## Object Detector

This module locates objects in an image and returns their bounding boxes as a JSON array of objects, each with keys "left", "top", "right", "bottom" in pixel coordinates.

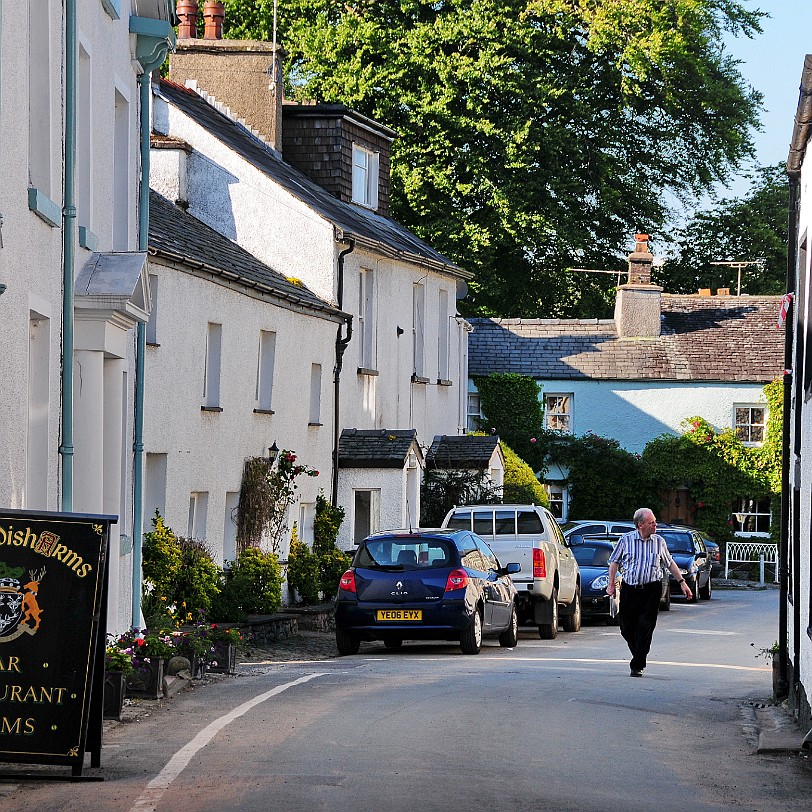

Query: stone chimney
[
  {"left": 169, "top": 1, "right": 284, "bottom": 151},
  {"left": 614, "top": 234, "right": 663, "bottom": 338}
]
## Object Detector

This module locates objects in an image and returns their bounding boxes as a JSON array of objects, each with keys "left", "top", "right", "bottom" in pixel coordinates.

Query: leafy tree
[
  {"left": 658, "top": 164, "right": 788, "bottom": 294},
  {"left": 501, "top": 442, "right": 549, "bottom": 506},
  {"left": 223, "top": 0, "right": 762, "bottom": 316},
  {"left": 420, "top": 467, "right": 502, "bottom": 526}
]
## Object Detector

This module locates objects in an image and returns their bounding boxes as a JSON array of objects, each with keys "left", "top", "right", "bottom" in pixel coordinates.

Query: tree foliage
[
  {"left": 223, "top": 0, "right": 762, "bottom": 317},
  {"left": 501, "top": 442, "right": 549, "bottom": 506},
  {"left": 658, "top": 164, "right": 789, "bottom": 295}
]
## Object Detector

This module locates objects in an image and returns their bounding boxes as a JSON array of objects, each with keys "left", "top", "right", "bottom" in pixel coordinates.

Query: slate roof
[
  {"left": 425, "top": 435, "right": 501, "bottom": 470},
  {"left": 148, "top": 190, "right": 345, "bottom": 320},
  {"left": 156, "top": 80, "right": 469, "bottom": 279},
  {"left": 338, "top": 429, "right": 420, "bottom": 468},
  {"left": 468, "top": 295, "right": 785, "bottom": 383}
]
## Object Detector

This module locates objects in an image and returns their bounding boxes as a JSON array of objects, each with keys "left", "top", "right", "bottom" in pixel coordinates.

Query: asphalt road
[{"left": 2, "top": 588, "right": 810, "bottom": 811}]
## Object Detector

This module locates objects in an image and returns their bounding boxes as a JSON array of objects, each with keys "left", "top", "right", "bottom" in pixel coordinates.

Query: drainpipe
[
  {"left": 332, "top": 235, "right": 355, "bottom": 505},
  {"left": 777, "top": 175, "right": 798, "bottom": 700},
  {"left": 130, "top": 73, "right": 152, "bottom": 630},
  {"left": 129, "top": 15, "right": 175, "bottom": 629},
  {"left": 60, "top": 0, "right": 78, "bottom": 511}
]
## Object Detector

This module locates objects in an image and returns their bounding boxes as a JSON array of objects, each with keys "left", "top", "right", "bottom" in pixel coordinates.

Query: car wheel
[
  {"left": 700, "top": 575, "right": 712, "bottom": 601},
  {"left": 688, "top": 576, "right": 699, "bottom": 603},
  {"left": 335, "top": 627, "right": 360, "bottom": 656},
  {"left": 384, "top": 637, "right": 403, "bottom": 649},
  {"left": 538, "top": 589, "right": 559, "bottom": 639},
  {"left": 562, "top": 587, "right": 581, "bottom": 633},
  {"left": 460, "top": 608, "right": 483, "bottom": 655},
  {"left": 659, "top": 586, "right": 671, "bottom": 611},
  {"left": 499, "top": 606, "right": 519, "bottom": 647}
]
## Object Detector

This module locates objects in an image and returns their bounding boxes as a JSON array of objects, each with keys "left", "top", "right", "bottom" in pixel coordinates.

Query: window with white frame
[
  {"left": 351, "top": 144, "right": 379, "bottom": 209},
  {"left": 188, "top": 491, "right": 209, "bottom": 540},
  {"left": 255, "top": 330, "right": 276, "bottom": 411},
  {"left": 299, "top": 502, "right": 316, "bottom": 546},
  {"left": 545, "top": 483, "right": 567, "bottom": 521},
  {"left": 438, "top": 289, "right": 450, "bottom": 382},
  {"left": 113, "top": 88, "right": 130, "bottom": 250},
  {"left": 733, "top": 496, "right": 771, "bottom": 535},
  {"left": 545, "top": 394, "right": 572, "bottom": 432},
  {"left": 309, "top": 363, "right": 322, "bottom": 424},
  {"left": 358, "top": 269, "right": 376, "bottom": 370},
  {"left": 146, "top": 274, "right": 159, "bottom": 344},
  {"left": 29, "top": 0, "right": 53, "bottom": 196},
  {"left": 203, "top": 322, "right": 222, "bottom": 408},
  {"left": 734, "top": 405, "right": 766, "bottom": 444},
  {"left": 77, "top": 43, "right": 92, "bottom": 232},
  {"left": 354, "top": 490, "right": 380, "bottom": 545},
  {"left": 413, "top": 282, "right": 425, "bottom": 379},
  {"left": 467, "top": 392, "right": 483, "bottom": 433}
]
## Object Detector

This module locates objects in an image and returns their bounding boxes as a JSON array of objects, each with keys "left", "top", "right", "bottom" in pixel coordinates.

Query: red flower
[{"left": 530, "top": 437, "right": 537, "bottom": 443}]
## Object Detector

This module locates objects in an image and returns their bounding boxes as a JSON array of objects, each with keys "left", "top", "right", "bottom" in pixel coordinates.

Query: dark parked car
[
  {"left": 335, "top": 529, "right": 521, "bottom": 655},
  {"left": 702, "top": 537, "right": 722, "bottom": 577},
  {"left": 659, "top": 528, "right": 712, "bottom": 601},
  {"left": 570, "top": 534, "right": 670, "bottom": 620}
]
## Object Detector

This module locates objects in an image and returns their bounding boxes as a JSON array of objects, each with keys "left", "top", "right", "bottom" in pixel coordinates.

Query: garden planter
[
  {"left": 125, "top": 657, "right": 165, "bottom": 699},
  {"left": 206, "top": 642, "right": 237, "bottom": 674},
  {"left": 103, "top": 672, "right": 127, "bottom": 720}
]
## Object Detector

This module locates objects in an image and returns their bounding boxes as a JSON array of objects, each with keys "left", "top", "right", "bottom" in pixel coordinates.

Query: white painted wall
[
  {"left": 789, "top": 130, "right": 812, "bottom": 719},
  {"left": 143, "top": 258, "right": 340, "bottom": 566},
  {"left": 0, "top": 1, "right": 146, "bottom": 634}
]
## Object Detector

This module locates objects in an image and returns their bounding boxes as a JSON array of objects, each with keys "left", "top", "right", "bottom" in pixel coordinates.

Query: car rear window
[
  {"left": 356, "top": 538, "right": 455, "bottom": 569},
  {"left": 516, "top": 511, "right": 544, "bottom": 534},
  {"left": 445, "top": 512, "right": 471, "bottom": 531}
]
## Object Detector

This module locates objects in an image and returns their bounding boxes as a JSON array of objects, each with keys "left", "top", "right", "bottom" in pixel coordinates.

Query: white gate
[{"left": 724, "top": 541, "right": 778, "bottom": 584}]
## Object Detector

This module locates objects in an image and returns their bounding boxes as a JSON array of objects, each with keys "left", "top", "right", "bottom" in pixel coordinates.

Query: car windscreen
[
  {"left": 571, "top": 543, "right": 613, "bottom": 567},
  {"left": 660, "top": 531, "right": 694, "bottom": 553},
  {"left": 356, "top": 538, "right": 456, "bottom": 570}
]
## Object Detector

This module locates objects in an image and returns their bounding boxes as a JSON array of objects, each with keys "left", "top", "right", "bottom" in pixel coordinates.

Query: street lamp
[
  {"left": 733, "top": 512, "right": 747, "bottom": 531},
  {"left": 268, "top": 442, "right": 279, "bottom": 463}
]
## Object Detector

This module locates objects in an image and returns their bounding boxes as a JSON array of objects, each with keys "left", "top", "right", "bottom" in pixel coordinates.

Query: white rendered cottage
[
  {"left": 147, "top": 16, "right": 471, "bottom": 553},
  {"left": 0, "top": 0, "right": 174, "bottom": 633}
]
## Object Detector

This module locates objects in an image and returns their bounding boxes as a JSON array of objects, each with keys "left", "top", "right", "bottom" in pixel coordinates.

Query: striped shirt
[{"left": 608, "top": 530, "right": 674, "bottom": 586}]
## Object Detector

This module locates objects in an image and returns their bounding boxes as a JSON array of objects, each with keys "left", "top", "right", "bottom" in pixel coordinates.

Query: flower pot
[
  {"left": 207, "top": 642, "right": 237, "bottom": 674},
  {"left": 125, "top": 657, "right": 165, "bottom": 699},
  {"left": 104, "top": 671, "right": 127, "bottom": 720}
]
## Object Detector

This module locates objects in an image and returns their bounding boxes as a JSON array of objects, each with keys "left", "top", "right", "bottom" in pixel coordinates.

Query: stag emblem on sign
[{"left": 0, "top": 564, "right": 46, "bottom": 642}]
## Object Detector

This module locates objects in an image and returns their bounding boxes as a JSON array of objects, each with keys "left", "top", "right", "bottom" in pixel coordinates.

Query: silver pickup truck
[{"left": 441, "top": 504, "right": 581, "bottom": 638}]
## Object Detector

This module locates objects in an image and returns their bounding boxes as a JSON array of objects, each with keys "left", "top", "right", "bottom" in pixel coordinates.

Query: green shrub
[
  {"left": 174, "top": 536, "right": 221, "bottom": 620},
  {"left": 210, "top": 547, "right": 282, "bottom": 621},
  {"left": 318, "top": 547, "right": 352, "bottom": 600},
  {"left": 286, "top": 526, "right": 321, "bottom": 605},
  {"left": 501, "top": 442, "right": 548, "bottom": 506},
  {"left": 142, "top": 512, "right": 182, "bottom": 601},
  {"left": 313, "top": 494, "right": 350, "bottom": 601}
]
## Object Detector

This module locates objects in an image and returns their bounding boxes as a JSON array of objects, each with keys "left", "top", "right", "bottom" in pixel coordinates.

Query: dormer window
[{"left": 352, "top": 144, "right": 379, "bottom": 209}]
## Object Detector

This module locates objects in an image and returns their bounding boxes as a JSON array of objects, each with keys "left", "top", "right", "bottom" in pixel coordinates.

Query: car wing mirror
[{"left": 501, "top": 562, "right": 521, "bottom": 575}]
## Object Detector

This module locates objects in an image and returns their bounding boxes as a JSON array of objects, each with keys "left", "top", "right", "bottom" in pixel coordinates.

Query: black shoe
[{"left": 630, "top": 669, "right": 644, "bottom": 677}]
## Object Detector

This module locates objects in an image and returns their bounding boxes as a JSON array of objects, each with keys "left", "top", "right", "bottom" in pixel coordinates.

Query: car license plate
[{"left": 376, "top": 609, "right": 422, "bottom": 621}]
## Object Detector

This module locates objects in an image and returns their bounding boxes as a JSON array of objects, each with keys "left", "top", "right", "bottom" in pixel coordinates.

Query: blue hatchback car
[{"left": 335, "top": 529, "right": 521, "bottom": 655}]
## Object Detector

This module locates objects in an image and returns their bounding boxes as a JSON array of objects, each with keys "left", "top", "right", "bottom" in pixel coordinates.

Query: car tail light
[
  {"left": 444, "top": 568, "right": 470, "bottom": 592},
  {"left": 339, "top": 570, "right": 357, "bottom": 593},
  {"left": 533, "top": 548, "right": 547, "bottom": 579}
]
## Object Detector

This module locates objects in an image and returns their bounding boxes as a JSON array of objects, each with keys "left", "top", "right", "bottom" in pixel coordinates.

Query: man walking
[{"left": 607, "top": 508, "right": 692, "bottom": 676}]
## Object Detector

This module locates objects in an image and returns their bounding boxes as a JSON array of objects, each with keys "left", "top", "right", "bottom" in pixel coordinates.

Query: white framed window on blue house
[
  {"left": 467, "top": 391, "right": 483, "bottom": 433},
  {"left": 545, "top": 394, "right": 572, "bottom": 432},
  {"left": 734, "top": 405, "right": 766, "bottom": 444},
  {"left": 545, "top": 483, "right": 567, "bottom": 521},
  {"left": 733, "top": 496, "right": 771, "bottom": 536}
]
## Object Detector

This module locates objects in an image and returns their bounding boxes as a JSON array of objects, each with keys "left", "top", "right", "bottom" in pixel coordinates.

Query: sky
[{"left": 721, "top": 0, "right": 812, "bottom": 197}]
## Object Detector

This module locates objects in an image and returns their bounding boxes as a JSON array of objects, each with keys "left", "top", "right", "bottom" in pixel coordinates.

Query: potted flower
[
  {"left": 174, "top": 626, "right": 210, "bottom": 679},
  {"left": 116, "top": 629, "right": 176, "bottom": 699},
  {"left": 104, "top": 640, "right": 135, "bottom": 720},
  {"left": 204, "top": 624, "right": 244, "bottom": 674}
]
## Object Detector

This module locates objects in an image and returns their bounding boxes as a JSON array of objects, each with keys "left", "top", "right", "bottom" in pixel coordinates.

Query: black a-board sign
[{"left": 0, "top": 509, "right": 114, "bottom": 779}]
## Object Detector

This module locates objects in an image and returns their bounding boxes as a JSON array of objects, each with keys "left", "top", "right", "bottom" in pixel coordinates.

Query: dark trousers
[{"left": 619, "top": 581, "right": 662, "bottom": 671}]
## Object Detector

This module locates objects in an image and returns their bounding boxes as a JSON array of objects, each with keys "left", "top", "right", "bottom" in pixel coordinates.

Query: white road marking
[
  {"left": 663, "top": 629, "right": 738, "bottom": 636},
  {"left": 128, "top": 672, "right": 326, "bottom": 812}
]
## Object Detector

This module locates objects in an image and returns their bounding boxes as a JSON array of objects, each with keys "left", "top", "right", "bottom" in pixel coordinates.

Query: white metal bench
[{"left": 724, "top": 540, "right": 778, "bottom": 584}]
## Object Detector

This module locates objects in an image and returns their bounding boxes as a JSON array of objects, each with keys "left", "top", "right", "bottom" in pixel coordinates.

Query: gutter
[
  {"left": 332, "top": 236, "right": 355, "bottom": 505},
  {"left": 787, "top": 55, "right": 812, "bottom": 179},
  {"left": 60, "top": 0, "right": 78, "bottom": 511},
  {"left": 130, "top": 16, "right": 175, "bottom": 629}
]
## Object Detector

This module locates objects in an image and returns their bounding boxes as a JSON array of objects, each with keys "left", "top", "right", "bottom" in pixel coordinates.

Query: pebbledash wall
[{"left": 527, "top": 380, "right": 770, "bottom": 455}]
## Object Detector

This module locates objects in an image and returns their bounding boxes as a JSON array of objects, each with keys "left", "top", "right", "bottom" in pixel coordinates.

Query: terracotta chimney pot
[
  {"left": 203, "top": 1, "right": 225, "bottom": 40},
  {"left": 177, "top": 0, "right": 199, "bottom": 38}
]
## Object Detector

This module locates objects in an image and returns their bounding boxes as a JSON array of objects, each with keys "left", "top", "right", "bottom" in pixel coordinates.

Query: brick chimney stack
[
  {"left": 169, "top": 1, "right": 284, "bottom": 150},
  {"left": 614, "top": 233, "right": 663, "bottom": 338},
  {"left": 176, "top": 0, "right": 198, "bottom": 38}
]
